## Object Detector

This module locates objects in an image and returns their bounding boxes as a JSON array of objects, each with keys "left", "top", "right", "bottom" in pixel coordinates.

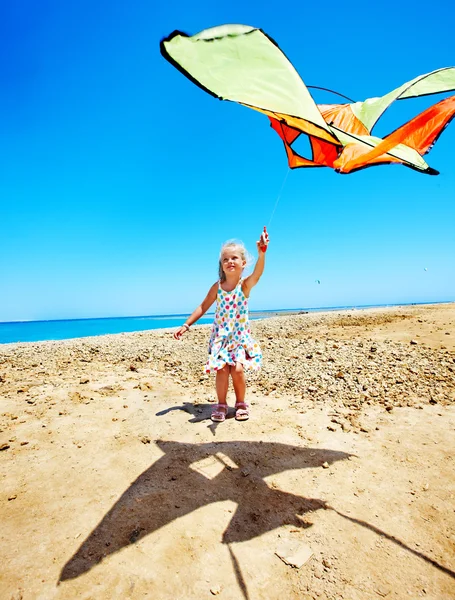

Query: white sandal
[
  {"left": 211, "top": 404, "right": 228, "bottom": 422},
  {"left": 234, "top": 402, "right": 250, "bottom": 421}
]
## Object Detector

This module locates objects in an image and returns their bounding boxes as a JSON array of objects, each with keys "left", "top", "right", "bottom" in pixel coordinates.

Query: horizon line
[{"left": 1, "top": 298, "right": 453, "bottom": 326}]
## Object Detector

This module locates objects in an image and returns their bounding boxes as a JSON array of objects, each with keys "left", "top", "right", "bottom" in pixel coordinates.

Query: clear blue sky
[{"left": 1, "top": 0, "right": 454, "bottom": 322}]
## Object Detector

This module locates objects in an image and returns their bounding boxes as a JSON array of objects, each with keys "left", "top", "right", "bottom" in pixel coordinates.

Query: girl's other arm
[
  {"left": 243, "top": 227, "right": 269, "bottom": 296},
  {"left": 174, "top": 282, "right": 218, "bottom": 339}
]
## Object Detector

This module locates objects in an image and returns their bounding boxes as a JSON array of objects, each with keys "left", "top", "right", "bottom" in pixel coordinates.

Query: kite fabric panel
[{"left": 161, "top": 25, "right": 455, "bottom": 175}]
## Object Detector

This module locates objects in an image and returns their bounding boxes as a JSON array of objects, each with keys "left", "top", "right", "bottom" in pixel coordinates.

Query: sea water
[
  {"left": 0, "top": 303, "right": 443, "bottom": 344},
  {"left": 0, "top": 315, "right": 215, "bottom": 344}
]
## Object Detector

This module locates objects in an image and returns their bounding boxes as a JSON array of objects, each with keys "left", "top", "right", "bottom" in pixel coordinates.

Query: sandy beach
[{"left": 1, "top": 302, "right": 454, "bottom": 600}]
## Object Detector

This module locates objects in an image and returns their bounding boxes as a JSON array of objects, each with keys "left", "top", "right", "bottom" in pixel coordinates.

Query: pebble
[
  {"left": 322, "top": 558, "right": 332, "bottom": 569},
  {"left": 375, "top": 586, "right": 391, "bottom": 597},
  {"left": 313, "top": 564, "right": 324, "bottom": 579},
  {"left": 210, "top": 585, "right": 221, "bottom": 595}
]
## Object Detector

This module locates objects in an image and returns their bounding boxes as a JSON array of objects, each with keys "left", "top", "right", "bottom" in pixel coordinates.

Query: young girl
[{"left": 174, "top": 227, "right": 270, "bottom": 422}]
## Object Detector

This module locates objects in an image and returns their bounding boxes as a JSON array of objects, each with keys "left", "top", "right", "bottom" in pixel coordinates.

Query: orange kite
[{"left": 161, "top": 25, "right": 455, "bottom": 175}]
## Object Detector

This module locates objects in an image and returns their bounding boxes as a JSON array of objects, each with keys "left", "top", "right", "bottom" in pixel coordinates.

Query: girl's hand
[
  {"left": 257, "top": 226, "right": 269, "bottom": 253},
  {"left": 174, "top": 324, "right": 190, "bottom": 340}
]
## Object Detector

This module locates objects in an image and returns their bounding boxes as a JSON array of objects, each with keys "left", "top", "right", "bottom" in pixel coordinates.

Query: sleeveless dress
[{"left": 205, "top": 279, "right": 262, "bottom": 374}]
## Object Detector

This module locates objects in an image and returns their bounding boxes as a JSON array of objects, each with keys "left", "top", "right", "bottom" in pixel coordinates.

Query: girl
[{"left": 174, "top": 227, "right": 269, "bottom": 422}]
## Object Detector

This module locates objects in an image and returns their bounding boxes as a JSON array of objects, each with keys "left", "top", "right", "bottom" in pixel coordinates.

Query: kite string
[{"left": 267, "top": 168, "right": 290, "bottom": 229}]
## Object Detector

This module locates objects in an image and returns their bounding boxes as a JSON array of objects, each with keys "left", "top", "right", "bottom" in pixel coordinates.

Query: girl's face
[{"left": 221, "top": 246, "right": 246, "bottom": 277}]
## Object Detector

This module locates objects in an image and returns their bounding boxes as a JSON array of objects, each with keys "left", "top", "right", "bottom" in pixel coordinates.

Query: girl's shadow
[
  {"left": 156, "top": 402, "right": 217, "bottom": 422},
  {"left": 156, "top": 401, "right": 236, "bottom": 434}
]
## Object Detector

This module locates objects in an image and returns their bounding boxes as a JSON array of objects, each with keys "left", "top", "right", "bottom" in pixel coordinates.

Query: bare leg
[
  {"left": 231, "top": 363, "right": 249, "bottom": 420},
  {"left": 212, "top": 365, "right": 230, "bottom": 422},
  {"left": 216, "top": 365, "right": 230, "bottom": 405},
  {"left": 231, "top": 362, "right": 246, "bottom": 404}
]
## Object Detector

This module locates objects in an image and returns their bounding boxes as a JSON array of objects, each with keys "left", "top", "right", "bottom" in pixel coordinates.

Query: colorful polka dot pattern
[{"left": 205, "top": 279, "right": 262, "bottom": 374}]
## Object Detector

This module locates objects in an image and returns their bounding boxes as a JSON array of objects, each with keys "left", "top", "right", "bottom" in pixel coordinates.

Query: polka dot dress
[{"left": 205, "top": 279, "right": 262, "bottom": 374}]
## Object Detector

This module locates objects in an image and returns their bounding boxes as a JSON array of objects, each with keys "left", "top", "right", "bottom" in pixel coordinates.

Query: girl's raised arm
[
  {"left": 243, "top": 227, "right": 270, "bottom": 297},
  {"left": 174, "top": 282, "right": 218, "bottom": 339}
]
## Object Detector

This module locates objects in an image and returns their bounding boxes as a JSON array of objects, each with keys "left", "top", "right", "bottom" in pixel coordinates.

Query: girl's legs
[
  {"left": 212, "top": 363, "right": 249, "bottom": 421},
  {"left": 231, "top": 362, "right": 246, "bottom": 403},
  {"left": 231, "top": 362, "right": 249, "bottom": 420},
  {"left": 216, "top": 365, "right": 230, "bottom": 404},
  {"left": 212, "top": 365, "right": 230, "bottom": 422}
]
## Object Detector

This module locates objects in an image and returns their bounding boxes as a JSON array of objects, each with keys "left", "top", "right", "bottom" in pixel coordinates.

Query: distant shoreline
[
  {"left": 1, "top": 299, "right": 453, "bottom": 325},
  {"left": 0, "top": 300, "right": 453, "bottom": 346}
]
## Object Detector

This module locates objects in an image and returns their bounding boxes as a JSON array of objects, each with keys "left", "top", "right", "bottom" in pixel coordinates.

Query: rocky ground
[{"left": 1, "top": 303, "right": 454, "bottom": 599}]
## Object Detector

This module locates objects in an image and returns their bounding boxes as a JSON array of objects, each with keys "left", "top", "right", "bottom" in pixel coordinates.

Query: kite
[{"left": 160, "top": 25, "right": 455, "bottom": 175}]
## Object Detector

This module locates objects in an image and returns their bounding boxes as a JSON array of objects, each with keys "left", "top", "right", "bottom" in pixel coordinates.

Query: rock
[
  {"left": 275, "top": 541, "right": 313, "bottom": 568},
  {"left": 8, "top": 494, "right": 17, "bottom": 501},
  {"left": 0, "top": 443, "right": 10, "bottom": 451},
  {"left": 374, "top": 586, "right": 391, "bottom": 597},
  {"left": 313, "top": 564, "right": 324, "bottom": 579},
  {"left": 210, "top": 585, "right": 221, "bottom": 595},
  {"left": 138, "top": 382, "right": 153, "bottom": 391},
  {"left": 322, "top": 462, "right": 329, "bottom": 469},
  {"left": 129, "top": 528, "right": 143, "bottom": 543},
  {"left": 80, "top": 378, "right": 90, "bottom": 384},
  {"left": 322, "top": 558, "right": 332, "bottom": 569},
  {"left": 141, "top": 436, "right": 151, "bottom": 444},
  {"left": 410, "top": 340, "right": 418, "bottom": 345}
]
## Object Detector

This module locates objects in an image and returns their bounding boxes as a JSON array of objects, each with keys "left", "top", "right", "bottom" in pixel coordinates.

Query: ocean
[
  {"left": 0, "top": 310, "right": 302, "bottom": 344},
  {"left": 0, "top": 314, "right": 215, "bottom": 345},
  {"left": 0, "top": 303, "right": 444, "bottom": 345}
]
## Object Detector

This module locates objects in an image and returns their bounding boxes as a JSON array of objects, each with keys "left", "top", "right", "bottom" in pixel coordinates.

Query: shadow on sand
[
  {"left": 60, "top": 440, "right": 348, "bottom": 583},
  {"left": 60, "top": 438, "right": 455, "bottom": 596}
]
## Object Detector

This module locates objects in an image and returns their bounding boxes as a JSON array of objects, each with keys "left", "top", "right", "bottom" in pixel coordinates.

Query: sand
[{"left": 1, "top": 303, "right": 454, "bottom": 600}]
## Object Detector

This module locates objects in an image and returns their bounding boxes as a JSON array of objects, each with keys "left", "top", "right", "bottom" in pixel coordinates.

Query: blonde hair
[{"left": 218, "top": 240, "right": 251, "bottom": 282}]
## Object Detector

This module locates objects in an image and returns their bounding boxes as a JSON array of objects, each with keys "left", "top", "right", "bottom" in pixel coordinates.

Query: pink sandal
[
  {"left": 211, "top": 404, "right": 228, "bottom": 422},
  {"left": 235, "top": 402, "right": 250, "bottom": 421}
]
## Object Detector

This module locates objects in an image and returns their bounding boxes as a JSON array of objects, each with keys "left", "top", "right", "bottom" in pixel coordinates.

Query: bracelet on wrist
[{"left": 182, "top": 323, "right": 190, "bottom": 330}]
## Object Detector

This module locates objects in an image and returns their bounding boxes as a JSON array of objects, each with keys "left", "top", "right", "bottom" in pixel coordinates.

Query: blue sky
[{"left": 1, "top": 0, "right": 454, "bottom": 322}]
